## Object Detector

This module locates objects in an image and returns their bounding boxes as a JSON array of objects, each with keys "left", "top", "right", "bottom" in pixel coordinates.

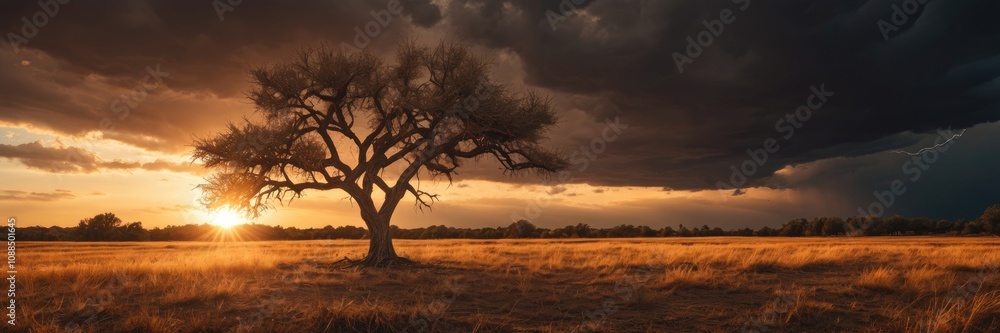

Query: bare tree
[{"left": 193, "top": 41, "right": 568, "bottom": 267}]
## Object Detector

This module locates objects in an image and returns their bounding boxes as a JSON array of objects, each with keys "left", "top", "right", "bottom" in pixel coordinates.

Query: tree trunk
[
  {"left": 363, "top": 210, "right": 397, "bottom": 261},
  {"left": 354, "top": 206, "right": 413, "bottom": 267}
]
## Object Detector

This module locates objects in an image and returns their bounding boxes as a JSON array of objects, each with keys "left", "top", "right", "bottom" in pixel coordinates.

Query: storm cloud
[
  {"left": 1, "top": 0, "right": 998, "bottom": 221},
  {"left": 0, "top": 140, "right": 198, "bottom": 173}
]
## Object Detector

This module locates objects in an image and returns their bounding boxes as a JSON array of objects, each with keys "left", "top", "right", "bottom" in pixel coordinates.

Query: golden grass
[
  {"left": 14, "top": 237, "right": 1000, "bottom": 332},
  {"left": 858, "top": 266, "right": 900, "bottom": 291}
]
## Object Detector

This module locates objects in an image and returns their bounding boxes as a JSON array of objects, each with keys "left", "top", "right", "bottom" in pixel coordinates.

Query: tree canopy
[{"left": 193, "top": 41, "right": 568, "bottom": 266}]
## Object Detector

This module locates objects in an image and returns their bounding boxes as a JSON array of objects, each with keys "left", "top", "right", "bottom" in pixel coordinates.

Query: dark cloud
[
  {"left": 0, "top": 140, "right": 102, "bottom": 172},
  {"left": 1, "top": 0, "right": 441, "bottom": 96},
  {"left": 0, "top": 140, "right": 199, "bottom": 173},
  {"left": 0, "top": 0, "right": 998, "bottom": 222},
  {"left": 0, "top": 189, "right": 75, "bottom": 201},
  {"left": 442, "top": 0, "right": 1000, "bottom": 191},
  {"left": 402, "top": 0, "right": 443, "bottom": 27},
  {"left": 548, "top": 186, "right": 568, "bottom": 195},
  {"left": 0, "top": 0, "right": 441, "bottom": 152},
  {"left": 763, "top": 121, "right": 1000, "bottom": 220}
]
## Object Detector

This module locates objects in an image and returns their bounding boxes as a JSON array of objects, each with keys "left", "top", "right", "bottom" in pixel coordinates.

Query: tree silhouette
[
  {"left": 193, "top": 41, "right": 568, "bottom": 267},
  {"left": 77, "top": 212, "right": 123, "bottom": 241},
  {"left": 76, "top": 212, "right": 146, "bottom": 241},
  {"left": 979, "top": 204, "right": 1000, "bottom": 234}
]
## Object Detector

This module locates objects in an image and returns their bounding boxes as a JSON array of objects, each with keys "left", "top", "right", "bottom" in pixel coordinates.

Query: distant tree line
[
  {"left": 17, "top": 204, "right": 1000, "bottom": 241},
  {"left": 75, "top": 213, "right": 148, "bottom": 241}
]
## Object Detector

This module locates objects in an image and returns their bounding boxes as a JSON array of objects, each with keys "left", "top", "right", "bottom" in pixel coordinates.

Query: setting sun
[{"left": 209, "top": 209, "right": 243, "bottom": 229}]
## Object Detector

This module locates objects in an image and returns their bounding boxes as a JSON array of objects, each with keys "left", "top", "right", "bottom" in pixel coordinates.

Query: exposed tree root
[{"left": 333, "top": 255, "right": 420, "bottom": 269}]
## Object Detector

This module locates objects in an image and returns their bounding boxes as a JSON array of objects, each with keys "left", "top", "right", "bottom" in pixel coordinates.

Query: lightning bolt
[{"left": 891, "top": 129, "right": 967, "bottom": 156}]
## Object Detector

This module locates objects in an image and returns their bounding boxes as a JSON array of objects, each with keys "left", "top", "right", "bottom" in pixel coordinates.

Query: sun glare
[{"left": 209, "top": 209, "right": 244, "bottom": 229}]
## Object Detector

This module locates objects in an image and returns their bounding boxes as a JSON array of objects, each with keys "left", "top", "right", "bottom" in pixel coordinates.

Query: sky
[{"left": 1, "top": 0, "right": 998, "bottom": 230}]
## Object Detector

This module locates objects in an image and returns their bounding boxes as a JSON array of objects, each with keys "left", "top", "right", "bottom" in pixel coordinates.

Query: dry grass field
[{"left": 16, "top": 237, "right": 1000, "bottom": 332}]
